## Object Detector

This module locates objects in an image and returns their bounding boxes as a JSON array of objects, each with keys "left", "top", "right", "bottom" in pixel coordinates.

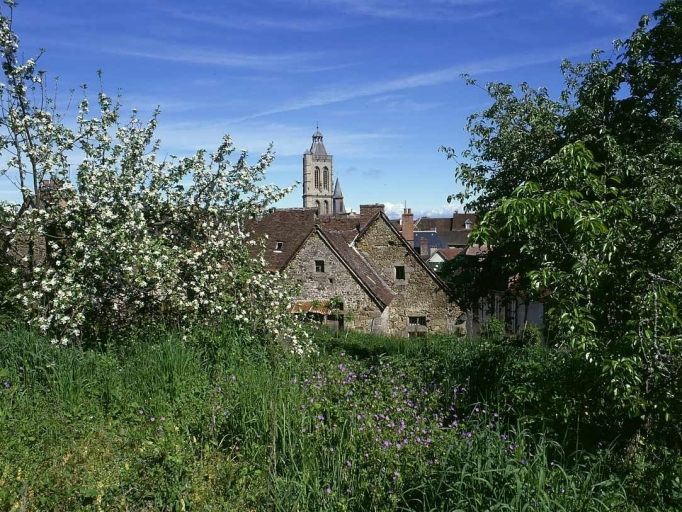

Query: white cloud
[
  {"left": 165, "top": 9, "right": 343, "bottom": 32},
  {"left": 155, "top": 121, "right": 402, "bottom": 159},
  {"left": 231, "top": 39, "right": 607, "bottom": 122},
  {"left": 381, "top": 201, "right": 467, "bottom": 219},
  {"left": 102, "top": 39, "right": 340, "bottom": 73},
  {"left": 297, "top": 0, "right": 500, "bottom": 22}
]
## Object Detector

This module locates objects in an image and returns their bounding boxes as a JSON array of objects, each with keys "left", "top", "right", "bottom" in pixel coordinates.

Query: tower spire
[{"left": 303, "top": 127, "right": 333, "bottom": 215}]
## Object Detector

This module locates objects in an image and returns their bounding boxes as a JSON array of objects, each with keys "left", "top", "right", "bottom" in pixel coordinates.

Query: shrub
[{"left": 0, "top": 5, "right": 308, "bottom": 352}]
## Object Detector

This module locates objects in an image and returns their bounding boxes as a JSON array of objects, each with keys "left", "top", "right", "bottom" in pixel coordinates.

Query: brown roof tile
[
  {"left": 246, "top": 208, "right": 317, "bottom": 271},
  {"left": 433, "top": 247, "right": 465, "bottom": 261}
]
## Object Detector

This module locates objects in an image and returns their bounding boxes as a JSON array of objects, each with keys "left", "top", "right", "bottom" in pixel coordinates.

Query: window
[
  {"left": 275, "top": 241, "right": 284, "bottom": 251},
  {"left": 395, "top": 265, "right": 405, "bottom": 280},
  {"left": 315, "top": 260, "right": 325, "bottom": 272},
  {"left": 324, "top": 200, "right": 329, "bottom": 215},
  {"left": 465, "top": 219, "right": 473, "bottom": 230},
  {"left": 323, "top": 167, "right": 329, "bottom": 190},
  {"left": 408, "top": 316, "right": 427, "bottom": 337},
  {"left": 315, "top": 200, "right": 320, "bottom": 214},
  {"left": 314, "top": 167, "right": 320, "bottom": 189}
]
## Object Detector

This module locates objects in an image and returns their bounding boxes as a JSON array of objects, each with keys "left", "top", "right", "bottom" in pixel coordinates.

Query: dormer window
[
  {"left": 275, "top": 241, "right": 284, "bottom": 252},
  {"left": 465, "top": 219, "right": 473, "bottom": 230}
]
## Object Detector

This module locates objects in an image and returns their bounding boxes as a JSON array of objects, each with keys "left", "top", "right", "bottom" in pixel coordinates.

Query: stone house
[
  {"left": 249, "top": 205, "right": 461, "bottom": 337},
  {"left": 247, "top": 129, "right": 461, "bottom": 337},
  {"left": 394, "top": 208, "right": 544, "bottom": 335}
]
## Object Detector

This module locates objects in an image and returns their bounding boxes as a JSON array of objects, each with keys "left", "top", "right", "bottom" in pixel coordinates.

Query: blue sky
[{"left": 4, "top": 0, "right": 661, "bottom": 217}]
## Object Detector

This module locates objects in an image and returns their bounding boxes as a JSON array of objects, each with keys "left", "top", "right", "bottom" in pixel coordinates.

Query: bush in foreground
[{"left": 0, "top": 3, "right": 305, "bottom": 352}]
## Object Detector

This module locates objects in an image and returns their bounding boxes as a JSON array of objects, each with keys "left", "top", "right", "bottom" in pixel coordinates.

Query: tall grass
[{"left": 0, "top": 325, "right": 675, "bottom": 510}]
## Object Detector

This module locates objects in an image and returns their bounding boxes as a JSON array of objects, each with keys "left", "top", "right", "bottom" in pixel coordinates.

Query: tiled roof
[
  {"left": 248, "top": 208, "right": 444, "bottom": 307},
  {"left": 246, "top": 208, "right": 317, "bottom": 271},
  {"left": 247, "top": 209, "right": 394, "bottom": 308},
  {"left": 465, "top": 244, "right": 489, "bottom": 256},
  {"left": 317, "top": 210, "right": 379, "bottom": 242},
  {"left": 432, "top": 247, "right": 465, "bottom": 261},
  {"left": 415, "top": 213, "right": 478, "bottom": 232}
]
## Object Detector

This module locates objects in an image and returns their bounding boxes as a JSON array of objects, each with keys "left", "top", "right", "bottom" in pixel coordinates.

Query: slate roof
[
  {"left": 308, "top": 129, "right": 328, "bottom": 156},
  {"left": 413, "top": 231, "right": 445, "bottom": 250},
  {"left": 438, "top": 230, "right": 472, "bottom": 247},
  {"left": 332, "top": 178, "right": 343, "bottom": 199}
]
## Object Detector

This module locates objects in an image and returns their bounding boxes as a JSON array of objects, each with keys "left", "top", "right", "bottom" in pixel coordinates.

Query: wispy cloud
[
  {"left": 300, "top": 0, "right": 501, "bottom": 22},
  {"left": 231, "top": 39, "right": 607, "bottom": 121},
  {"left": 102, "top": 38, "right": 341, "bottom": 73},
  {"left": 155, "top": 121, "right": 402, "bottom": 158},
  {"left": 557, "top": 0, "right": 630, "bottom": 26},
  {"left": 165, "top": 9, "right": 343, "bottom": 32}
]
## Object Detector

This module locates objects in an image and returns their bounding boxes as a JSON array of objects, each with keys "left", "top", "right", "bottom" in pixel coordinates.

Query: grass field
[{"left": 0, "top": 323, "right": 679, "bottom": 510}]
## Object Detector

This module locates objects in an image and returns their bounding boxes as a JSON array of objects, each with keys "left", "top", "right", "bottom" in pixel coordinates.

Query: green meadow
[{"left": 1, "top": 323, "right": 679, "bottom": 511}]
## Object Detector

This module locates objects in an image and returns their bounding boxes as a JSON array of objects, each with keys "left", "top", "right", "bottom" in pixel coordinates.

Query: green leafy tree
[{"left": 444, "top": 1, "right": 681, "bottom": 442}]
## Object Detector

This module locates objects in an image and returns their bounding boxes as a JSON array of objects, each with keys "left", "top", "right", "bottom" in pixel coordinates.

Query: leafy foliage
[
  {"left": 0, "top": 4, "right": 308, "bottom": 351},
  {"left": 443, "top": 2, "right": 681, "bottom": 443}
]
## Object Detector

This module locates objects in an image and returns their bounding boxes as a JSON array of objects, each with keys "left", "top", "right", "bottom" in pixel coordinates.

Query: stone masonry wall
[
  {"left": 286, "top": 233, "right": 386, "bottom": 332},
  {"left": 355, "top": 219, "right": 460, "bottom": 337}
]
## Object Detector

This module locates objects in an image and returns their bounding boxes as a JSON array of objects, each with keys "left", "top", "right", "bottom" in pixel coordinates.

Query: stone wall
[
  {"left": 286, "top": 233, "right": 385, "bottom": 332},
  {"left": 302, "top": 152, "right": 333, "bottom": 213},
  {"left": 355, "top": 219, "right": 460, "bottom": 337}
]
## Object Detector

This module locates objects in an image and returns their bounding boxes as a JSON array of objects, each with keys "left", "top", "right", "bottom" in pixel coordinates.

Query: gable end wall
[
  {"left": 355, "top": 219, "right": 460, "bottom": 336},
  {"left": 286, "top": 234, "right": 386, "bottom": 332}
]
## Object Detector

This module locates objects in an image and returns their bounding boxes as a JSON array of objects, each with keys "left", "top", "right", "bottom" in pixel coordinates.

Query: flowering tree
[{"left": 0, "top": 2, "right": 309, "bottom": 352}]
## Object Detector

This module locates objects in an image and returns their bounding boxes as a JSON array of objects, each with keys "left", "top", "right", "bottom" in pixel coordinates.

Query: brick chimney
[
  {"left": 359, "top": 203, "right": 385, "bottom": 216},
  {"left": 401, "top": 208, "right": 414, "bottom": 245},
  {"left": 419, "top": 236, "right": 429, "bottom": 258}
]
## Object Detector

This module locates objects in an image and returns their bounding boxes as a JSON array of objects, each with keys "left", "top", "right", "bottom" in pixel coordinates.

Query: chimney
[
  {"left": 401, "top": 207, "right": 414, "bottom": 245},
  {"left": 359, "top": 203, "right": 385, "bottom": 216},
  {"left": 419, "top": 236, "right": 429, "bottom": 259}
]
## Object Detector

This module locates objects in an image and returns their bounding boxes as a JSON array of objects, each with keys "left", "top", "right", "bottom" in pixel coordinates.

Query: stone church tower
[{"left": 303, "top": 128, "right": 339, "bottom": 215}]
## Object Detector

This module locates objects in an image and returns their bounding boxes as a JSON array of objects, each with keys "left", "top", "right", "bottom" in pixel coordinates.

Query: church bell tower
[{"left": 303, "top": 127, "right": 334, "bottom": 215}]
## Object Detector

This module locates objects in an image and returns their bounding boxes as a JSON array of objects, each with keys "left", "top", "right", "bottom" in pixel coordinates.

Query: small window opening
[
  {"left": 275, "top": 241, "right": 284, "bottom": 251},
  {"left": 408, "top": 316, "right": 428, "bottom": 338},
  {"left": 395, "top": 265, "right": 405, "bottom": 280},
  {"left": 315, "top": 260, "right": 325, "bottom": 273}
]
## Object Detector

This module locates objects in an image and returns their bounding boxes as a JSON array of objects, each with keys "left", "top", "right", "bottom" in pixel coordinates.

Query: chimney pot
[{"left": 401, "top": 206, "right": 414, "bottom": 245}]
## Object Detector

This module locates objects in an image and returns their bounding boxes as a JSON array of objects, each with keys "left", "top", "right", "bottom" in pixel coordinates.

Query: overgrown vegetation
[
  {"left": 0, "top": 2, "right": 307, "bottom": 352},
  {"left": 0, "top": 2, "right": 679, "bottom": 510},
  {"left": 442, "top": 1, "right": 681, "bottom": 449},
  {"left": 4, "top": 324, "right": 679, "bottom": 511}
]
